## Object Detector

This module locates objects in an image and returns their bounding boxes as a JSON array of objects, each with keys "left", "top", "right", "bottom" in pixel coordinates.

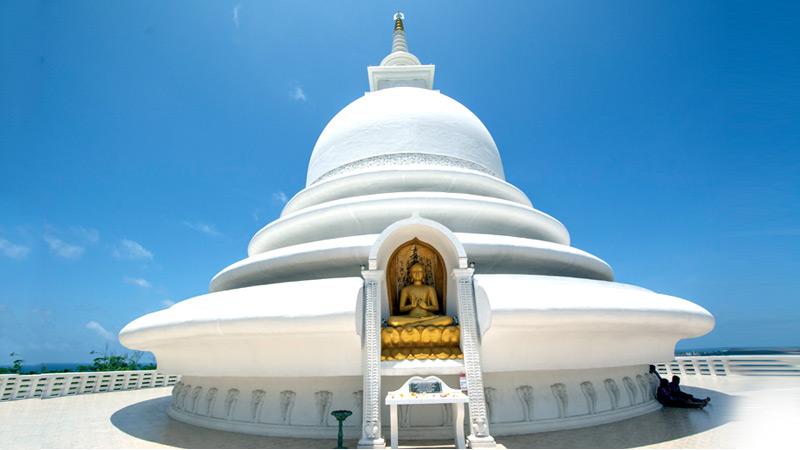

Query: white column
[
  {"left": 358, "top": 269, "right": 386, "bottom": 449},
  {"left": 452, "top": 268, "right": 496, "bottom": 448}
]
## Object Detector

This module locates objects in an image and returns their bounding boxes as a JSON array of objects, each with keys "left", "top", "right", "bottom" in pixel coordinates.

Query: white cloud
[
  {"left": 184, "top": 221, "right": 222, "bottom": 237},
  {"left": 0, "top": 238, "right": 30, "bottom": 259},
  {"left": 72, "top": 226, "right": 100, "bottom": 243},
  {"left": 123, "top": 276, "right": 151, "bottom": 288},
  {"left": 232, "top": 4, "right": 241, "bottom": 28},
  {"left": 85, "top": 321, "right": 113, "bottom": 340},
  {"left": 272, "top": 191, "right": 288, "bottom": 204},
  {"left": 44, "top": 234, "right": 85, "bottom": 259},
  {"left": 290, "top": 86, "right": 307, "bottom": 101},
  {"left": 161, "top": 299, "right": 176, "bottom": 308},
  {"left": 113, "top": 239, "right": 153, "bottom": 260}
]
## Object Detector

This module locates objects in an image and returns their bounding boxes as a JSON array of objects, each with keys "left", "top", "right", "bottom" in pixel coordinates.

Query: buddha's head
[{"left": 409, "top": 263, "right": 425, "bottom": 283}]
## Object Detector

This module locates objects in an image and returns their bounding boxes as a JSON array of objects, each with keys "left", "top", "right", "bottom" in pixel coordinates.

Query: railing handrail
[
  {"left": 657, "top": 354, "right": 800, "bottom": 378},
  {"left": 0, "top": 369, "right": 179, "bottom": 402}
]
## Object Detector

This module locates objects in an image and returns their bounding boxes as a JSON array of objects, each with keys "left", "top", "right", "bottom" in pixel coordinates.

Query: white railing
[
  {"left": 0, "top": 370, "right": 179, "bottom": 401},
  {"left": 656, "top": 355, "right": 800, "bottom": 377}
]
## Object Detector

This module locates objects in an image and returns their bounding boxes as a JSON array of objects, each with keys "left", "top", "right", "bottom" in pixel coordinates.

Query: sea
[{"left": 2, "top": 347, "right": 798, "bottom": 374}]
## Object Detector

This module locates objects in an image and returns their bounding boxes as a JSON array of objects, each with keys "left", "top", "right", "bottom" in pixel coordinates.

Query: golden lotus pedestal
[{"left": 380, "top": 325, "right": 463, "bottom": 361}]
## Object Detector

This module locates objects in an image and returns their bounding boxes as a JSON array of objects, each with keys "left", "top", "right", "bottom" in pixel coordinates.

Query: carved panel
[
  {"left": 179, "top": 384, "right": 191, "bottom": 411},
  {"left": 622, "top": 377, "right": 637, "bottom": 406},
  {"left": 516, "top": 385, "right": 534, "bottom": 422},
  {"left": 550, "top": 383, "right": 568, "bottom": 419},
  {"left": 636, "top": 374, "right": 651, "bottom": 402},
  {"left": 250, "top": 389, "right": 266, "bottom": 422},
  {"left": 580, "top": 381, "right": 597, "bottom": 415},
  {"left": 604, "top": 379, "right": 620, "bottom": 410},
  {"left": 171, "top": 381, "right": 183, "bottom": 408},
  {"left": 190, "top": 386, "right": 202, "bottom": 413},
  {"left": 280, "top": 390, "right": 296, "bottom": 425},
  {"left": 205, "top": 387, "right": 218, "bottom": 416},
  {"left": 484, "top": 387, "right": 497, "bottom": 423},
  {"left": 315, "top": 390, "right": 333, "bottom": 426},
  {"left": 225, "top": 388, "right": 240, "bottom": 419}
]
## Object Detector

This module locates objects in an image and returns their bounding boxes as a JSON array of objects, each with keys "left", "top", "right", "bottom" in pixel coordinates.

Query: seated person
[
  {"left": 649, "top": 365, "right": 710, "bottom": 406},
  {"left": 670, "top": 375, "right": 710, "bottom": 405},
  {"left": 655, "top": 378, "right": 707, "bottom": 409}
]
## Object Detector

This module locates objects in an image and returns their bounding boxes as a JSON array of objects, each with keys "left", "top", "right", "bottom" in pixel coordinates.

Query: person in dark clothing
[
  {"left": 655, "top": 379, "right": 707, "bottom": 408},
  {"left": 650, "top": 366, "right": 708, "bottom": 408},
  {"left": 670, "top": 375, "right": 710, "bottom": 405}
]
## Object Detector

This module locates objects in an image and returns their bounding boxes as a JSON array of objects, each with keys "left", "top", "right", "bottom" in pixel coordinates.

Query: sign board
[{"left": 409, "top": 380, "right": 442, "bottom": 394}]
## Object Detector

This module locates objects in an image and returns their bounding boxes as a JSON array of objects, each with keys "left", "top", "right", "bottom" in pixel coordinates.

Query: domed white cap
[{"left": 306, "top": 87, "right": 505, "bottom": 185}]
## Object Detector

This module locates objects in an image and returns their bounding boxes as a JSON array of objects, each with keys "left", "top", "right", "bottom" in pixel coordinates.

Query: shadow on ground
[
  {"left": 110, "top": 395, "right": 357, "bottom": 449},
  {"left": 500, "top": 387, "right": 737, "bottom": 449}
]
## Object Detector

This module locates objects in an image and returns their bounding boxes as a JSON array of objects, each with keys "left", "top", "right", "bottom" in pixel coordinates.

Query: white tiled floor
[{"left": 0, "top": 376, "right": 796, "bottom": 449}]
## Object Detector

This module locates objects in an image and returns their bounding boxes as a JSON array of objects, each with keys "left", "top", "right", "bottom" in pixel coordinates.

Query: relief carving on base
[
  {"left": 550, "top": 383, "right": 568, "bottom": 419},
  {"left": 205, "top": 387, "right": 218, "bottom": 417},
  {"left": 580, "top": 381, "right": 597, "bottom": 415},
  {"left": 604, "top": 379, "right": 620, "bottom": 410},
  {"left": 622, "top": 377, "right": 637, "bottom": 406},
  {"left": 315, "top": 390, "right": 333, "bottom": 426},
  {"left": 225, "top": 388, "right": 240, "bottom": 420},
  {"left": 280, "top": 390, "right": 296, "bottom": 425},
  {"left": 516, "top": 385, "right": 534, "bottom": 422}
]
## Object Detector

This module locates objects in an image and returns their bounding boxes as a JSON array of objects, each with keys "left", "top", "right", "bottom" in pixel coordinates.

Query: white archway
[{"left": 368, "top": 214, "right": 467, "bottom": 318}]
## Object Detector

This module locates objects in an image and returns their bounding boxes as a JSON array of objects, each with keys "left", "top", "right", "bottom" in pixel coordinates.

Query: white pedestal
[{"left": 385, "top": 376, "right": 468, "bottom": 449}]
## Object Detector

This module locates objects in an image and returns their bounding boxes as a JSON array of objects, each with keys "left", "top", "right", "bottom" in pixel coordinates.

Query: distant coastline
[
  {"left": 675, "top": 346, "right": 800, "bottom": 356},
  {"left": 2, "top": 348, "right": 798, "bottom": 374}
]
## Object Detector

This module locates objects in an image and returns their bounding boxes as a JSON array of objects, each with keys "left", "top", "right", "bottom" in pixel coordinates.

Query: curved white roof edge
[
  {"left": 283, "top": 167, "right": 532, "bottom": 216},
  {"left": 210, "top": 233, "right": 612, "bottom": 292},
  {"left": 119, "top": 274, "right": 712, "bottom": 377},
  {"left": 248, "top": 192, "right": 570, "bottom": 255}
]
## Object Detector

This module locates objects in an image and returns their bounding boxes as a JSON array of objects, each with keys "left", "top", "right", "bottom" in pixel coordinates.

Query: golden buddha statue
[{"left": 387, "top": 263, "right": 453, "bottom": 327}]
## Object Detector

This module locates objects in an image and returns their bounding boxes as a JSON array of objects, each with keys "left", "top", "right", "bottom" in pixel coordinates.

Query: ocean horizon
[{"left": 3, "top": 347, "right": 798, "bottom": 374}]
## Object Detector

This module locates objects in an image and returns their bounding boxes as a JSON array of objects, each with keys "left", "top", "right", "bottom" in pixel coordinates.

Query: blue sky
[{"left": 1, "top": 1, "right": 798, "bottom": 365}]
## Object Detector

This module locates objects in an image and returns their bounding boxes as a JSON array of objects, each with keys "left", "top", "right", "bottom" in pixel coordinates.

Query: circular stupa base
[{"left": 167, "top": 364, "right": 660, "bottom": 439}]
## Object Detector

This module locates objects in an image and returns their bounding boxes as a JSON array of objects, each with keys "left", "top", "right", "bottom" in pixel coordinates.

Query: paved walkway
[{"left": 0, "top": 376, "right": 796, "bottom": 449}]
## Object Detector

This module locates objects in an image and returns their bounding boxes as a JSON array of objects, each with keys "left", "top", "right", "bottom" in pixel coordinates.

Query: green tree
[
  {"left": 77, "top": 347, "right": 156, "bottom": 372},
  {"left": 0, "top": 352, "right": 24, "bottom": 374}
]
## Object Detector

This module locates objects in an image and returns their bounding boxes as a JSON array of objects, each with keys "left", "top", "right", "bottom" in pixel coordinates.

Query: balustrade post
[
  {"left": 452, "top": 268, "right": 496, "bottom": 448},
  {"left": 358, "top": 269, "right": 386, "bottom": 449}
]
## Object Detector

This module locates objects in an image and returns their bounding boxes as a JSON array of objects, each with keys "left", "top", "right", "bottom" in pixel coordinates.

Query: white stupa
[{"left": 120, "top": 14, "right": 713, "bottom": 448}]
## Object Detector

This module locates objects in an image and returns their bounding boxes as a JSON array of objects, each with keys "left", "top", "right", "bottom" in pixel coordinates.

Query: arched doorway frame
[{"left": 368, "top": 214, "right": 467, "bottom": 318}]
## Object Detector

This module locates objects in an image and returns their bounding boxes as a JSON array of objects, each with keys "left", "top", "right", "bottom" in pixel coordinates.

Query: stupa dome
[{"left": 306, "top": 87, "right": 505, "bottom": 185}]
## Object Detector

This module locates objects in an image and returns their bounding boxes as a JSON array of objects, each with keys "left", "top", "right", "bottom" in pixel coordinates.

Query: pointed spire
[
  {"left": 391, "top": 12, "right": 409, "bottom": 53},
  {"left": 380, "top": 12, "right": 420, "bottom": 67},
  {"left": 367, "top": 12, "right": 435, "bottom": 91}
]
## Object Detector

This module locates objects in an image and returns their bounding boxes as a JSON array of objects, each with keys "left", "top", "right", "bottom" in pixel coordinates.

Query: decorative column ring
[
  {"left": 452, "top": 267, "right": 496, "bottom": 448},
  {"left": 358, "top": 269, "right": 386, "bottom": 449}
]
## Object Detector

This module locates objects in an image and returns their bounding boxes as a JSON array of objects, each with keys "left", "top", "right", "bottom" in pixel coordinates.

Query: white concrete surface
[{"left": 0, "top": 376, "right": 795, "bottom": 449}]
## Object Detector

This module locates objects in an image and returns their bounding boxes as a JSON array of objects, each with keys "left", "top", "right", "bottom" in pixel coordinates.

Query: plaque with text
[{"left": 409, "top": 380, "right": 442, "bottom": 394}]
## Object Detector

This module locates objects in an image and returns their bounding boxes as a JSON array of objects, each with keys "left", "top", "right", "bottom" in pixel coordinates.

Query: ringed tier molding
[{"left": 120, "top": 13, "right": 713, "bottom": 444}]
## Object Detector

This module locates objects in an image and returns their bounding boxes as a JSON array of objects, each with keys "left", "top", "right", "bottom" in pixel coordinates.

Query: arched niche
[
  {"left": 368, "top": 215, "right": 467, "bottom": 319},
  {"left": 385, "top": 238, "right": 447, "bottom": 317}
]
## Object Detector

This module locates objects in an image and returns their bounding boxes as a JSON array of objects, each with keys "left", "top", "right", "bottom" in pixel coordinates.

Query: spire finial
[
  {"left": 393, "top": 12, "right": 404, "bottom": 31},
  {"left": 368, "top": 12, "right": 434, "bottom": 91},
  {"left": 389, "top": 12, "right": 411, "bottom": 57}
]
